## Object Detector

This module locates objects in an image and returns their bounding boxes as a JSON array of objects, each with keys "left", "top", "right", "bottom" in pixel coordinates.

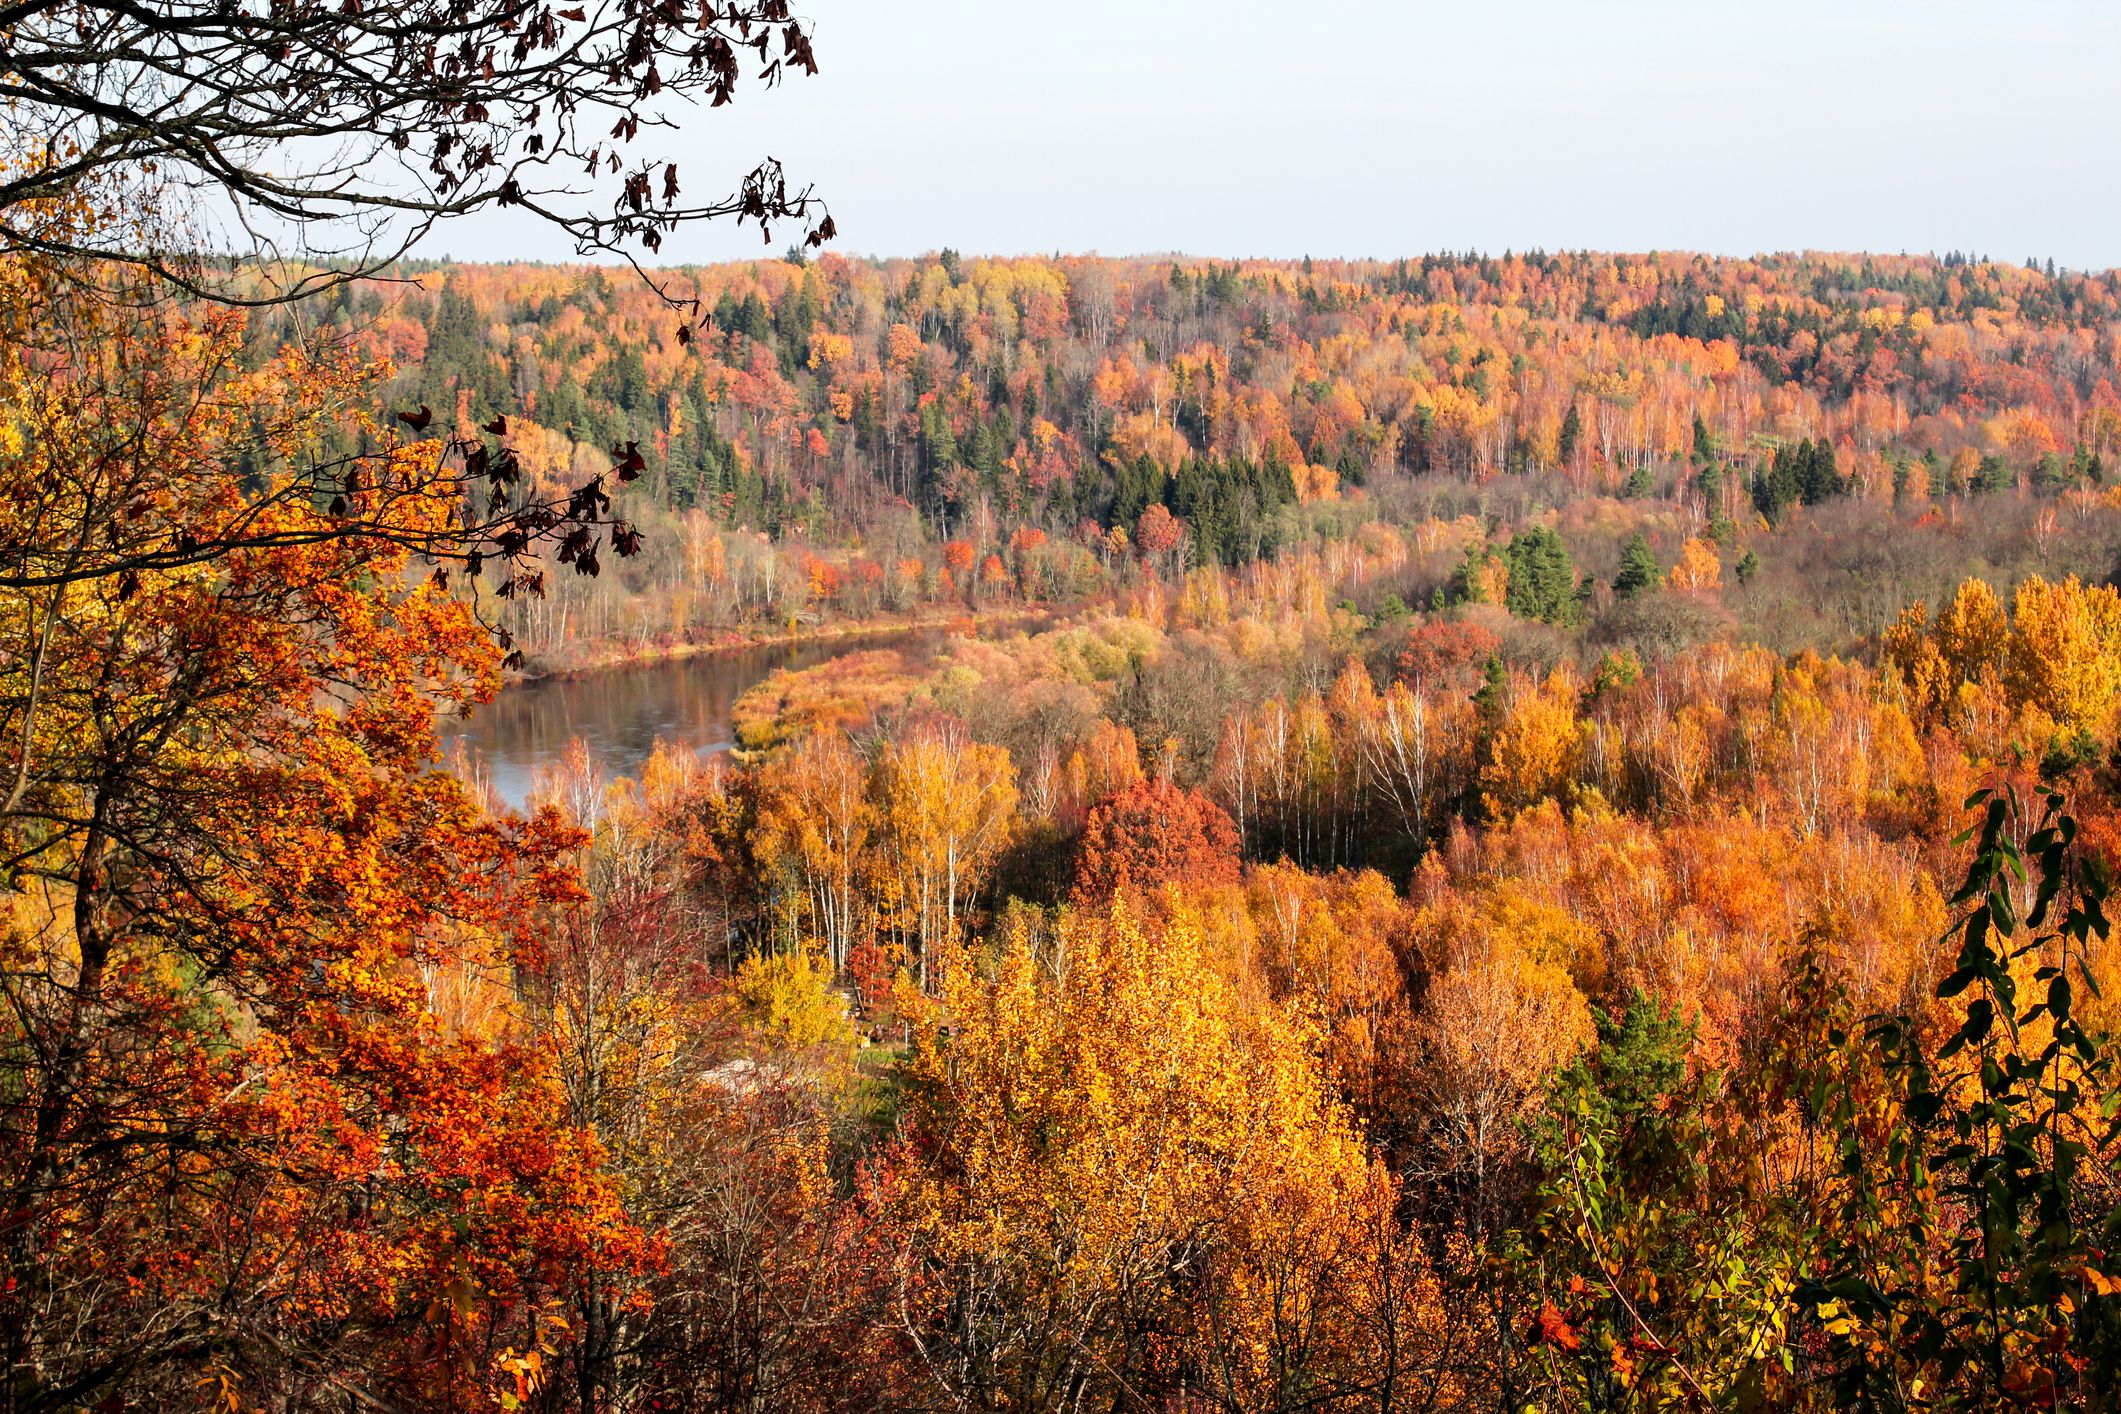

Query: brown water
[{"left": 438, "top": 631, "right": 931, "bottom": 809}]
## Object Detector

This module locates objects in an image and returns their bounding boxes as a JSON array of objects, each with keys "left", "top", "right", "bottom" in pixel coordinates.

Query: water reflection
[{"left": 438, "top": 630, "right": 933, "bottom": 809}]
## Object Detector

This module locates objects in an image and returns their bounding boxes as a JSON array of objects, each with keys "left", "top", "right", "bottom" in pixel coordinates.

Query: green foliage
[
  {"left": 1799, "top": 787, "right": 2121, "bottom": 1410},
  {"left": 1613, "top": 532, "right": 1661, "bottom": 599},
  {"left": 2035, "top": 451, "right": 2075, "bottom": 495},
  {"left": 1474, "top": 651, "right": 1507, "bottom": 723},
  {"left": 1452, "top": 540, "right": 1500, "bottom": 605},
  {"left": 1503, "top": 525, "right": 1580, "bottom": 624},
  {"left": 1558, "top": 403, "right": 1583, "bottom": 465},
  {"left": 1521, "top": 994, "right": 1802, "bottom": 1410},
  {"left": 1590, "top": 648, "right": 1643, "bottom": 698},
  {"left": 1751, "top": 438, "right": 1845, "bottom": 522}
]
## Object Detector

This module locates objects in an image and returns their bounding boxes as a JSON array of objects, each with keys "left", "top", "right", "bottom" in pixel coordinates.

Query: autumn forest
[{"left": 12, "top": 2, "right": 2121, "bottom": 1411}]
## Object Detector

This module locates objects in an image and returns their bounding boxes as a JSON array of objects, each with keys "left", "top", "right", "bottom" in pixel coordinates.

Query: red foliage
[
  {"left": 1395, "top": 618, "right": 1501, "bottom": 690},
  {"left": 1071, "top": 776, "right": 1241, "bottom": 907},
  {"left": 1135, "top": 503, "right": 1186, "bottom": 557}
]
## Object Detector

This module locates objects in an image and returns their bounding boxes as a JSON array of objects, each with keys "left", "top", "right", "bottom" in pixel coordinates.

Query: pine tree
[
  {"left": 1614, "top": 531, "right": 1661, "bottom": 598},
  {"left": 1474, "top": 652, "right": 1508, "bottom": 722},
  {"left": 1558, "top": 404, "right": 1582, "bottom": 466},
  {"left": 1696, "top": 462, "right": 1724, "bottom": 505},
  {"left": 1798, "top": 439, "right": 1843, "bottom": 504},
  {"left": 1503, "top": 526, "right": 1579, "bottom": 624},
  {"left": 1335, "top": 442, "right": 1367, "bottom": 489}
]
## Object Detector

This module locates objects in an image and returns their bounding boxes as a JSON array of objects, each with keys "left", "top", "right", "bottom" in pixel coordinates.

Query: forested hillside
[
  {"left": 272, "top": 250, "right": 2121, "bottom": 664},
  {"left": 22, "top": 234, "right": 2121, "bottom": 1411},
  {"left": 15, "top": 0, "right": 2121, "bottom": 1399}
]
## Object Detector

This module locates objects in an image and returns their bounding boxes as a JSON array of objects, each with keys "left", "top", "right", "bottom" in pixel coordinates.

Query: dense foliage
[
  {"left": 244, "top": 248, "right": 2121, "bottom": 669},
  {"left": 20, "top": 194, "right": 2121, "bottom": 1414}
]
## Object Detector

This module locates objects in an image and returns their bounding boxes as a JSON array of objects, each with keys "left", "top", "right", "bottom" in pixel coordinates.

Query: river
[{"left": 438, "top": 630, "right": 933, "bottom": 810}]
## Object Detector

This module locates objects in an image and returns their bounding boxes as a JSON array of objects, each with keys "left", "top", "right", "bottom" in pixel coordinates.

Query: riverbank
[{"left": 514, "top": 602, "right": 1081, "bottom": 683}]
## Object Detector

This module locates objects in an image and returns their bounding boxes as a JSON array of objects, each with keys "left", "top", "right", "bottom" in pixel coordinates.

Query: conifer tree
[
  {"left": 1503, "top": 526, "right": 1580, "bottom": 624},
  {"left": 1558, "top": 404, "right": 1583, "bottom": 466},
  {"left": 1614, "top": 531, "right": 1661, "bottom": 598}
]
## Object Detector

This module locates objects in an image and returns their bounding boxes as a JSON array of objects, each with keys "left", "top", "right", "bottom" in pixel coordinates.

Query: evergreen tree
[
  {"left": 1557, "top": 403, "right": 1582, "bottom": 466},
  {"left": 1691, "top": 412, "right": 1715, "bottom": 463},
  {"left": 1696, "top": 462, "right": 1724, "bottom": 505},
  {"left": 1474, "top": 651, "right": 1508, "bottom": 722},
  {"left": 612, "top": 347, "right": 652, "bottom": 417},
  {"left": 1452, "top": 542, "right": 1498, "bottom": 605},
  {"left": 2034, "top": 451, "right": 2073, "bottom": 494},
  {"left": 1614, "top": 531, "right": 1661, "bottom": 598},
  {"left": 1503, "top": 526, "right": 1580, "bottom": 624},
  {"left": 1752, "top": 438, "right": 1846, "bottom": 522},
  {"left": 1623, "top": 464, "right": 1655, "bottom": 498},
  {"left": 1799, "top": 439, "right": 1843, "bottom": 503},
  {"left": 735, "top": 292, "right": 773, "bottom": 346},
  {"left": 917, "top": 401, "right": 961, "bottom": 515},
  {"left": 1335, "top": 442, "right": 1367, "bottom": 489}
]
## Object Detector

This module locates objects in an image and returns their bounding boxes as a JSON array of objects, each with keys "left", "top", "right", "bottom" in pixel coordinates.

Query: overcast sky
[{"left": 429, "top": 0, "right": 2121, "bottom": 270}]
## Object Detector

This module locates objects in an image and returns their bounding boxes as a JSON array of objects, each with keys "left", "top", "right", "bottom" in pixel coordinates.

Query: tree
[
  {"left": 753, "top": 730, "right": 876, "bottom": 969},
  {"left": 1521, "top": 994, "right": 1805, "bottom": 1411},
  {"left": 1071, "top": 775, "right": 1241, "bottom": 907},
  {"left": 1135, "top": 501, "right": 1188, "bottom": 570},
  {"left": 1415, "top": 893, "right": 1593, "bottom": 1232},
  {"left": 1667, "top": 536, "right": 1722, "bottom": 592},
  {"left": 1503, "top": 526, "right": 1579, "bottom": 625},
  {"left": 2007, "top": 574, "right": 2121, "bottom": 731},
  {"left": 1361, "top": 678, "right": 1476, "bottom": 855},
  {"left": 1480, "top": 668, "right": 1583, "bottom": 818},
  {"left": 874, "top": 719, "right": 1018, "bottom": 986},
  {"left": 0, "top": 197, "right": 651, "bottom": 636},
  {"left": 1751, "top": 438, "right": 1845, "bottom": 522},
  {"left": 0, "top": 321, "right": 646, "bottom": 1408},
  {"left": 1475, "top": 652, "right": 1509, "bottom": 724},
  {"left": 1, "top": 0, "right": 831, "bottom": 296},
  {"left": 1396, "top": 619, "right": 1502, "bottom": 692},
  {"left": 885, "top": 904, "right": 1447, "bottom": 1411},
  {"left": 1614, "top": 531, "right": 1662, "bottom": 598}
]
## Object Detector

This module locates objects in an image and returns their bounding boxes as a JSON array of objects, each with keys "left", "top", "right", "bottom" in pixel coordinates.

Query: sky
[{"left": 428, "top": 0, "right": 2121, "bottom": 270}]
